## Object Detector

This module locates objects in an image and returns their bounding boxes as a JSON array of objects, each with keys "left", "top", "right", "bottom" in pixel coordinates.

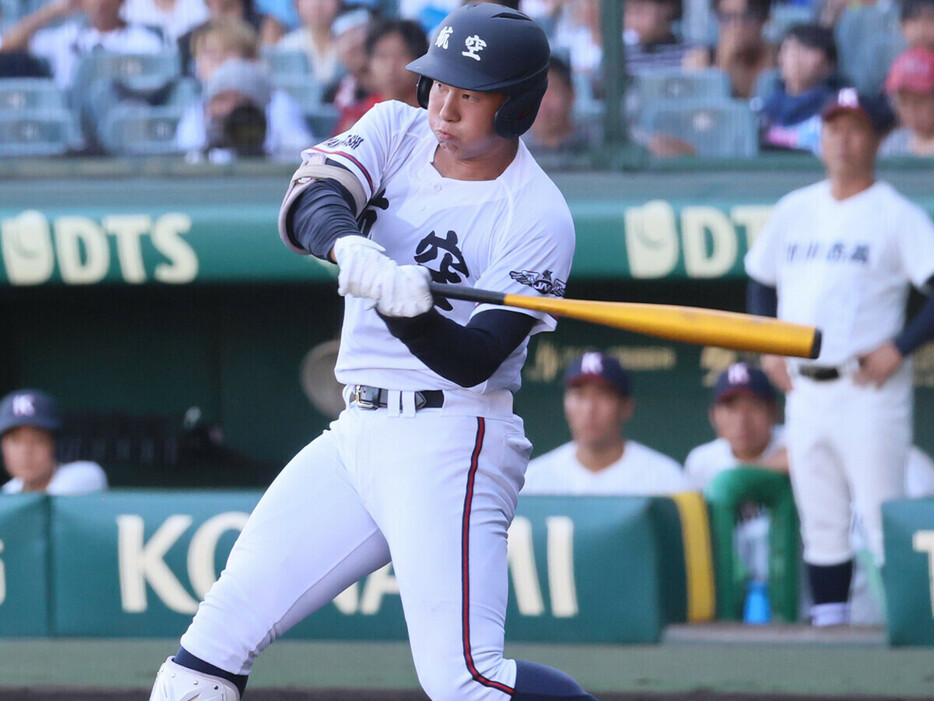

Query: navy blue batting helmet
[{"left": 405, "top": 3, "right": 550, "bottom": 138}]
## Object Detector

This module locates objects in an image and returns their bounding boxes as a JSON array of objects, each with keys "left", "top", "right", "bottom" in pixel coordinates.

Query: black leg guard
[
  {"left": 512, "top": 660, "right": 599, "bottom": 700},
  {"left": 174, "top": 646, "right": 249, "bottom": 697},
  {"left": 807, "top": 560, "right": 854, "bottom": 604}
]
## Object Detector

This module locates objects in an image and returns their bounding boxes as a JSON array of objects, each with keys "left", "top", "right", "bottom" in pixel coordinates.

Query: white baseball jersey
[
  {"left": 2, "top": 460, "right": 108, "bottom": 495},
  {"left": 296, "top": 101, "right": 575, "bottom": 393},
  {"left": 684, "top": 426, "right": 786, "bottom": 491},
  {"left": 522, "top": 440, "right": 689, "bottom": 496},
  {"left": 745, "top": 180, "right": 934, "bottom": 366}
]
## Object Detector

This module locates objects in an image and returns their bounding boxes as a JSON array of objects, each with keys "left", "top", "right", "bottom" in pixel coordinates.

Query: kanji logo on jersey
[
  {"left": 462, "top": 35, "right": 487, "bottom": 61},
  {"left": 509, "top": 269, "right": 567, "bottom": 297},
  {"left": 414, "top": 230, "right": 470, "bottom": 310}
]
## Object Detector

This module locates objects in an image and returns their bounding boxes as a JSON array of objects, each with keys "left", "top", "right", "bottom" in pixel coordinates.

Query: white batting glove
[
  {"left": 377, "top": 265, "right": 434, "bottom": 317},
  {"left": 333, "top": 236, "right": 395, "bottom": 309}
]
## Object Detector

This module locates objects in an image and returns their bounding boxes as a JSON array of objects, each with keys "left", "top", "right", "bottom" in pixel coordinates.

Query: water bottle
[{"left": 744, "top": 579, "right": 772, "bottom": 624}]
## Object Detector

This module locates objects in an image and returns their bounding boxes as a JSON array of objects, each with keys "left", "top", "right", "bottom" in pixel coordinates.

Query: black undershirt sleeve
[
  {"left": 285, "top": 177, "right": 361, "bottom": 260},
  {"left": 747, "top": 279, "right": 778, "bottom": 317},
  {"left": 380, "top": 308, "right": 536, "bottom": 387},
  {"left": 895, "top": 275, "right": 934, "bottom": 356}
]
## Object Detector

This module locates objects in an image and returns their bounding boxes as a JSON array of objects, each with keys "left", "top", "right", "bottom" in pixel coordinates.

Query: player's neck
[
  {"left": 829, "top": 173, "right": 875, "bottom": 201},
  {"left": 575, "top": 439, "right": 626, "bottom": 474},
  {"left": 432, "top": 140, "right": 518, "bottom": 181}
]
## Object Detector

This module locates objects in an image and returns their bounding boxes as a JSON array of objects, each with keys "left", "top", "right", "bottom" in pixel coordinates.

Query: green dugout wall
[
  {"left": 0, "top": 164, "right": 933, "bottom": 485},
  {"left": 0, "top": 491, "right": 712, "bottom": 641}
]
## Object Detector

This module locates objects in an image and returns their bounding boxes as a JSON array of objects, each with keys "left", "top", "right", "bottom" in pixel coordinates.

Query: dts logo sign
[{"left": 1, "top": 210, "right": 198, "bottom": 285}]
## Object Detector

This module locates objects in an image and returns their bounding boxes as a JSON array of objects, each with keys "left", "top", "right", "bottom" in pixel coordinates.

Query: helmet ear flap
[
  {"left": 493, "top": 75, "right": 548, "bottom": 138},
  {"left": 416, "top": 75, "right": 432, "bottom": 109}
]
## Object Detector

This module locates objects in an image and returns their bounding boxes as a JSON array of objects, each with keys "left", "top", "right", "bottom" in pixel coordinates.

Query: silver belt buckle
[{"left": 352, "top": 385, "right": 381, "bottom": 410}]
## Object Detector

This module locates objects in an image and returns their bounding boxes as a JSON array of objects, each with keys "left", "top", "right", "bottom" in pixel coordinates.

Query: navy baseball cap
[
  {"left": 563, "top": 351, "right": 631, "bottom": 397},
  {"left": 0, "top": 389, "right": 62, "bottom": 437},
  {"left": 821, "top": 87, "right": 895, "bottom": 136},
  {"left": 713, "top": 363, "right": 776, "bottom": 404}
]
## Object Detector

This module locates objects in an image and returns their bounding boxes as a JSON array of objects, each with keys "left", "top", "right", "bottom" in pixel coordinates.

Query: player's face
[
  {"left": 820, "top": 112, "right": 880, "bottom": 178},
  {"left": 892, "top": 89, "right": 934, "bottom": 138},
  {"left": 710, "top": 394, "right": 775, "bottom": 462},
  {"left": 428, "top": 81, "right": 512, "bottom": 170},
  {"left": 1, "top": 426, "right": 56, "bottom": 492},
  {"left": 563, "top": 382, "right": 633, "bottom": 451}
]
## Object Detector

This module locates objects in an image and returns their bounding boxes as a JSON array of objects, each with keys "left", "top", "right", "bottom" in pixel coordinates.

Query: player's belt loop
[{"left": 350, "top": 385, "right": 444, "bottom": 410}]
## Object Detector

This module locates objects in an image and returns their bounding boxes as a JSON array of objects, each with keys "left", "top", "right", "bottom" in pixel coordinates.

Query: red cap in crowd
[{"left": 885, "top": 47, "right": 934, "bottom": 94}]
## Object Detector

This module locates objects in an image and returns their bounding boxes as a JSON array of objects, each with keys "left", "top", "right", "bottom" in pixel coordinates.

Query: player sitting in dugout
[
  {"left": 523, "top": 351, "right": 688, "bottom": 496},
  {"left": 0, "top": 389, "right": 108, "bottom": 495}
]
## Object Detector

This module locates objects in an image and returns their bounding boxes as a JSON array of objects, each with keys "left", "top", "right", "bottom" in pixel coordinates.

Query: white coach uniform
[
  {"left": 745, "top": 180, "right": 934, "bottom": 566},
  {"left": 177, "top": 100, "right": 575, "bottom": 697}
]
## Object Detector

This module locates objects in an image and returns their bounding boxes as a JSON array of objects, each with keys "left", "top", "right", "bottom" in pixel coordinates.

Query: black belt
[
  {"left": 798, "top": 365, "right": 841, "bottom": 381},
  {"left": 349, "top": 385, "right": 444, "bottom": 410}
]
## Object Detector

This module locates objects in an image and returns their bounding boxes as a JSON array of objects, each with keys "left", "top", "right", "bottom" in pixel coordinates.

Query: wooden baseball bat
[{"left": 429, "top": 282, "right": 821, "bottom": 359}]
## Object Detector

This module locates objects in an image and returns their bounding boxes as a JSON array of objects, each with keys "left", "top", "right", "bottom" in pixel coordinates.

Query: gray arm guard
[{"left": 277, "top": 153, "right": 370, "bottom": 254}]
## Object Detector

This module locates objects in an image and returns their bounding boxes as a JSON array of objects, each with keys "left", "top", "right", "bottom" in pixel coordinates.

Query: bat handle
[{"left": 429, "top": 282, "right": 507, "bottom": 306}]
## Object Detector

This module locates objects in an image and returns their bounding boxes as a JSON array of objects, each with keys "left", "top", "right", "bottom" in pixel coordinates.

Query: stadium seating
[
  {"left": 304, "top": 102, "right": 340, "bottom": 139},
  {"left": 0, "top": 76, "right": 64, "bottom": 111},
  {"left": 273, "top": 74, "right": 325, "bottom": 112},
  {"left": 71, "top": 51, "right": 182, "bottom": 109},
  {"left": 261, "top": 47, "right": 310, "bottom": 79},
  {"left": 0, "top": 109, "right": 79, "bottom": 156},
  {"left": 639, "top": 97, "right": 759, "bottom": 157},
  {"left": 632, "top": 67, "right": 732, "bottom": 102},
  {"left": 97, "top": 104, "right": 186, "bottom": 156}
]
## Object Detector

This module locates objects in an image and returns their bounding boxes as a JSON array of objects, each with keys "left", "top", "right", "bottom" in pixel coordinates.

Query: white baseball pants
[
  {"left": 785, "top": 363, "right": 911, "bottom": 566},
  {"left": 180, "top": 390, "right": 531, "bottom": 700}
]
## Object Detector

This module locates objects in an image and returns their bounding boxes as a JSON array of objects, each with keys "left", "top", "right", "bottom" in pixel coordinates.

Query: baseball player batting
[{"left": 150, "top": 5, "right": 597, "bottom": 700}]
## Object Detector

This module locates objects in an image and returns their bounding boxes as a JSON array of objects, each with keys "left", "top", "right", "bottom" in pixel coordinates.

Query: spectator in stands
[
  {"left": 901, "top": 0, "right": 934, "bottom": 51},
  {"left": 0, "top": 0, "right": 164, "bottom": 89},
  {"left": 683, "top": 0, "right": 775, "bottom": 98},
  {"left": 529, "top": 0, "right": 602, "bottom": 85},
  {"left": 524, "top": 55, "right": 591, "bottom": 161},
  {"left": 365, "top": 18, "right": 426, "bottom": 105},
  {"left": 323, "top": 7, "right": 373, "bottom": 115},
  {"left": 759, "top": 23, "right": 842, "bottom": 153},
  {"left": 121, "top": 0, "right": 210, "bottom": 43},
  {"left": 625, "top": 0, "right": 693, "bottom": 74},
  {"left": 0, "top": 389, "right": 107, "bottom": 495},
  {"left": 179, "top": 0, "right": 280, "bottom": 76},
  {"left": 177, "top": 34, "right": 313, "bottom": 160},
  {"left": 821, "top": 0, "right": 904, "bottom": 95},
  {"left": 331, "top": 17, "right": 426, "bottom": 133},
  {"left": 522, "top": 351, "right": 688, "bottom": 496},
  {"left": 277, "top": 0, "right": 341, "bottom": 86},
  {"left": 881, "top": 47, "right": 934, "bottom": 156}
]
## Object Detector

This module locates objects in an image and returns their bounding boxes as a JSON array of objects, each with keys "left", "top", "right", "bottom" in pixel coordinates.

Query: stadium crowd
[{"left": 0, "top": 0, "right": 932, "bottom": 159}]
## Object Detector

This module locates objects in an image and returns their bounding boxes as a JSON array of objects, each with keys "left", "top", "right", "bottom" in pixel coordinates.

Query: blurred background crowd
[{"left": 1, "top": 0, "right": 932, "bottom": 161}]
